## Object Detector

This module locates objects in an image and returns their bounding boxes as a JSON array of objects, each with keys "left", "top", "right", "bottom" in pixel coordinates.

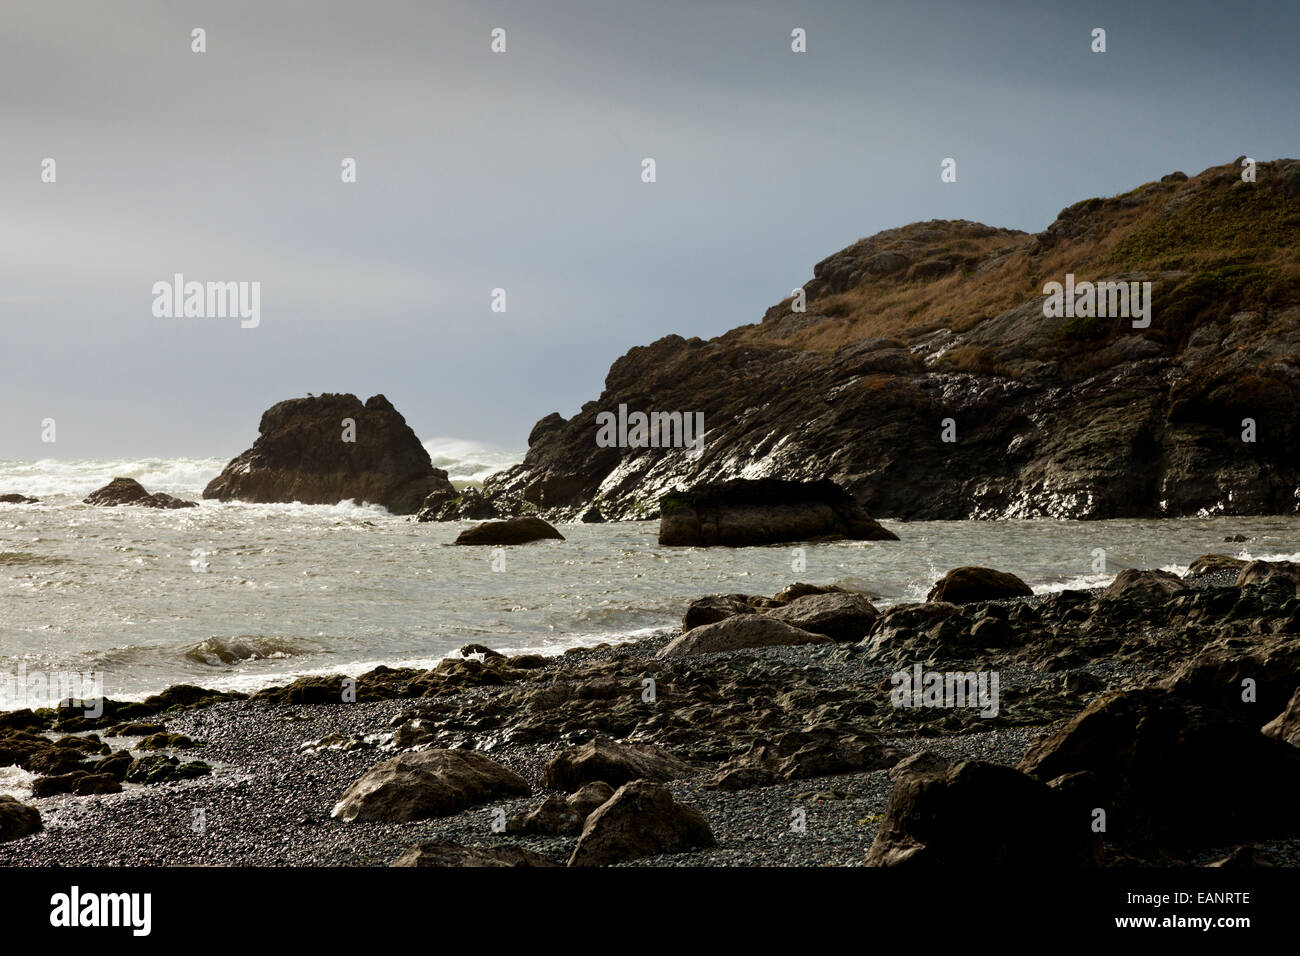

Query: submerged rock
[
  {"left": 84, "top": 477, "right": 196, "bottom": 509},
  {"left": 0, "top": 494, "right": 38, "bottom": 504},
  {"left": 203, "top": 393, "right": 453, "bottom": 514},
  {"left": 658, "top": 478, "right": 897, "bottom": 547}
]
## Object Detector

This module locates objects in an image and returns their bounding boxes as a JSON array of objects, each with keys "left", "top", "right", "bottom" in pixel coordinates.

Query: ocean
[{"left": 1, "top": 444, "right": 1298, "bottom": 709}]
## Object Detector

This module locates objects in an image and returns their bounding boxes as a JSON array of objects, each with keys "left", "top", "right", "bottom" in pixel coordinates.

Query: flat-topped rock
[
  {"left": 658, "top": 477, "right": 897, "bottom": 547},
  {"left": 453, "top": 516, "right": 565, "bottom": 545},
  {"left": 203, "top": 393, "right": 453, "bottom": 514}
]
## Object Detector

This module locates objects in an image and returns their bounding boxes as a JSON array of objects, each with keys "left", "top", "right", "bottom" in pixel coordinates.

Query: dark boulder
[
  {"left": 865, "top": 759, "right": 1099, "bottom": 866},
  {"left": 926, "top": 567, "right": 1033, "bottom": 604},
  {"left": 0, "top": 494, "right": 38, "bottom": 504},
  {"left": 681, "top": 594, "right": 756, "bottom": 632},
  {"left": 452, "top": 516, "right": 565, "bottom": 545},
  {"left": 1102, "top": 568, "right": 1184, "bottom": 601},
  {"left": 0, "top": 795, "right": 42, "bottom": 843},
  {"left": 764, "top": 592, "right": 880, "bottom": 642},
  {"left": 1018, "top": 688, "right": 1300, "bottom": 849},
  {"left": 203, "top": 393, "right": 453, "bottom": 514},
  {"left": 658, "top": 478, "right": 897, "bottom": 547}
]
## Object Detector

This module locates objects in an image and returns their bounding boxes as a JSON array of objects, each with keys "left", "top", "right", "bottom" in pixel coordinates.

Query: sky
[{"left": 1, "top": 0, "right": 1296, "bottom": 459}]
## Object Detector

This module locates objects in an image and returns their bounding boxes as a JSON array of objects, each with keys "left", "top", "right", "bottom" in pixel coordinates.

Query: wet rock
[
  {"left": 331, "top": 749, "right": 530, "bottom": 823},
  {"left": 1185, "top": 554, "right": 1249, "bottom": 579},
  {"left": 865, "top": 759, "right": 1099, "bottom": 866},
  {"left": 1102, "top": 568, "right": 1184, "bottom": 601},
  {"left": 542, "top": 737, "right": 695, "bottom": 792},
  {"left": 771, "top": 583, "right": 848, "bottom": 604},
  {"left": 658, "top": 478, "right": 897, "bottom": 547},
  {"left": 124, "top": 755, "right": 212, "bottom": 785},
  {"left": 0, "top": 795, "right": 41, "bottom": 843},
  {"left": 1018, "top": 688, "right": 1300, "bottom": 849},
  {"left": 416, "top": 486, "right": 501, "bottom": 522},
  {"left": 0, "top": 494, "right": 38, "bottom": 504},
  {"left": 83, "top": 477, "right": 197, "bottom": 509},
  {"left": 203, "top": 393, "right": 453, "bottom": 514},
  {"left": 658, "top": 615, "right": 832, "bottom": 658},
  {"left": 73, "top": 773, "right": 123, "bottom": 796},
  {"left": 765, "top": 592, "right": 880, "bottom": 642},
  {"left": 390, "top": 841, "right": 556, "bottom": 867},
  {"left": 568, "top": 781, "right": 715, "bottom": 866},
  {"left": 136, "top": 733, "right": 196, "bottom": 751},
  {"left": 926, "top": 567, "right": 1033, "bottom": 603},
  {"left": 453, "top": 517, "right": 565, "bottom": 546}
]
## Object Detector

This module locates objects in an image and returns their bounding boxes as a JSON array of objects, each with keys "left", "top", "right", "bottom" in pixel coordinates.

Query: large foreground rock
[
  {"left": 203, "top": 393, "right": 453, "bottom": 514},
  {"left": 926, "top": 567, "right": 1032, "bottom": 603},
  {"left": 1018, "top": 688, "right": 1300, "bottom": 848},
  {"left": 331, "top": 749, "right": 530, "bottom": 823},
  {"left": 0, "top": 795, "right": 42, "bottom": 842},
  {"left": 453, "top": 517, "right": 564, "bottom": 545},
  {"left": 1102, "top": 568, "right": 1184, "bottom": 601},
  {"left": 1236, "top": 559, "right": 1300, "bottom": 587},
  {"left": 764, "top": 592, "right": 880, "bottom": 642},
  {"left": 542, "top": 738, "right": 695, "bottom": 792},
  {"left": 864, "top": 759, "right": 1099, "bottom": 866},
  {"left": 658, "top": 478, "right": 897, "bottom": 547},
  {"left": 568, "top": 781, "right": 715, "bottom": 866},
  {"left": 657, "top": 615, "right": 832, "bottom": 658},
  {"left": 1158, "top": 635, "right": 1300, "bottom": 725},
  {"left": 84, "top": 478, "right": 196, "bottom": 509},
  {"left": 390, "top": 841, "right": 556, "bottom": 867}
]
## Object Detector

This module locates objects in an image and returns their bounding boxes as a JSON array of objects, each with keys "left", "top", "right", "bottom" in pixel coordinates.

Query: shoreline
[{"left": 3, "top": 563, "right": 1299, "bottom": 867}]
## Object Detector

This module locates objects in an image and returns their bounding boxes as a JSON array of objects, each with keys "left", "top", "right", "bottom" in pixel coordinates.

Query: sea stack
[{"left": 203, "top": 393, "right": 454, "bottom": 514}]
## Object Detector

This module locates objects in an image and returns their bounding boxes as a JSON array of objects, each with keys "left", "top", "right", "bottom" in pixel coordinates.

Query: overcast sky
[{"left": 2, "top": 0, "right": 1296, "bottom": 459}]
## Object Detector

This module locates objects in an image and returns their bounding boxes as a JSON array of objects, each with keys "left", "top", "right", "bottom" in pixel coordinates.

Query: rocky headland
[{"left": 465, "top": 159, "right": 1300, "bottom": 522}]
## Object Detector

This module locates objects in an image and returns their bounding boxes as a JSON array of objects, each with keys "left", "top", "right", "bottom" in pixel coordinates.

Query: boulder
[
  {"left": 568, "top": 781, "right": 715, "bottom": 866},
  {"left": 1102, "top": 568, "right": 1184, "bottom": 601},
  {"left": 1185, "top": 554, "right": 1249, "bottom": 578},
  {"left": 864, "top": 759, "right": 1099, "bottom": 867},
  {"left": 764, "top": 592, "right": 880, "bottom": 642},
  {"left": 390, "top": 841, "right": 556, "bottom": 867},
  {"left": 657, "top": 615, "right": 832, "bottom": 658},
  {"left": 0, "top": 494, "right": 38, "bottom": 504},
  {"left": 1263, "top": 688, "right": 1300, "bottom": 748},
  {"left": 416, "top": 487, "right": 500, "bottom": 522},
  {"left": 541, "top": 737, "right": 694, "bottom": 792},
  {"left": 1018, "top": 688, "right": 1300, "bottom": 848},
  {"left": 1236, "top": 560, "right": 1300, "bottom": 587},
  {"left": 0, "top": 795, "right": 42, "bottom": 842},
  {"left": 453, "top": 517, "right": 565, "bottom": 546},
  {"left": 681, "top": 594, "right": 755, "bottom": 632},
  {"left": 658, "top": 478, "right": 897, "bottom": 547},
  {"left": 771, "top": 582, "right": 848, "bottom": 604},
  {"left": 926, "top": 567, "right": 1033, "bottom": 604},
  {"left": 707, "top": 727, "right": 902, "bottom": 791},
  {"left": 331, "top": 749, "right": 530, "bottom": 823},
  {"left": 203, "top": 393, "right": 453, "bottom": 514},
  {"left": 1158, "top": 636, "right": 1300, "bottom": 725},
  {"left": 83, "top": 478, "right": 196, "bottom": 509}
]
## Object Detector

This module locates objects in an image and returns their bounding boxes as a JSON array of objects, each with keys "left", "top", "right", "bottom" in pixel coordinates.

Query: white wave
[
  {"left": 0, "top": 457, "right": 226, "bottom": 498},
  {"left": 420, "top": 437, "right": 522, "bottom": 485}
]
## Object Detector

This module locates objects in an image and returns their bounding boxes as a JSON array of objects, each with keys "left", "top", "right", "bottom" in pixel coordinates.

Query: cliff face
[
  {"left": 204, "top": 394, "right": 453, "bottom": 514},
  {"left": 483, "top": 159, "right": 1300, "bottom": 521}
]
